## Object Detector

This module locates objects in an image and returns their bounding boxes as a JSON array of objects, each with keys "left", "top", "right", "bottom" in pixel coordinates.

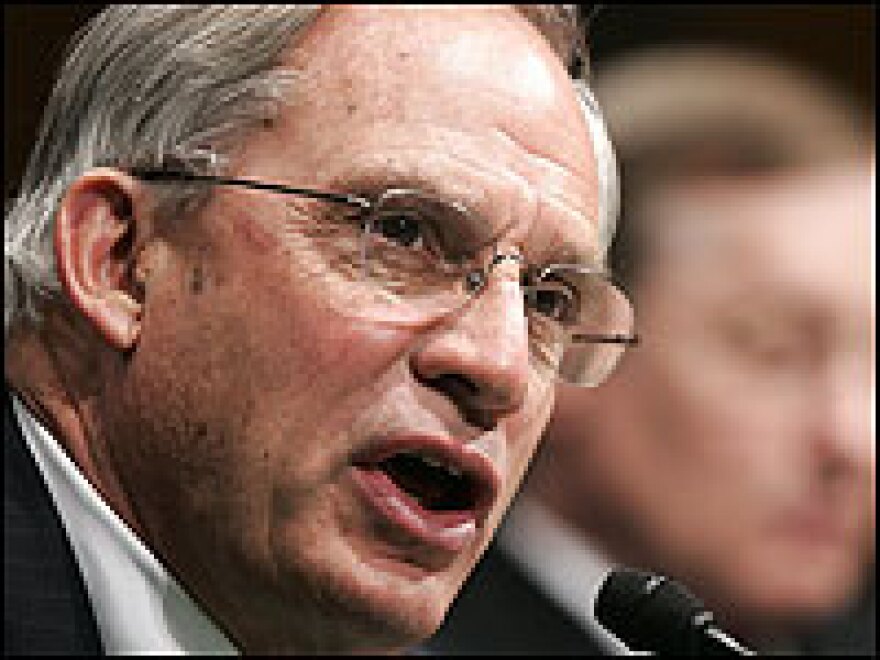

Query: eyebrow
[
  {"left": 544, "top": 242, "right": 605, "bottom": 271},
  {"left": 324, "top": 168, "right": 605, "bottom": 269},
  {"left": 323, "top": 170, "right": 518, "bottom": 245},
  {"left": 522, "top": 205, "right": 605, "bottom": 271},
  {"left": 324, "top": 170, "right": 485, "bottom": 212}
]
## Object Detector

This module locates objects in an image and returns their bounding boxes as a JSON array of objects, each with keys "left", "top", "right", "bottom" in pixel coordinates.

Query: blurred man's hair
[{"left": 596, "top": 47, "right": 873, "bottom": 294}]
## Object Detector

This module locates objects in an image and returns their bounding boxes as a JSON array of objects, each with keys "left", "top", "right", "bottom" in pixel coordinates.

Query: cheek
[
  {"left": 478, "top": 380, "right": 555, "bottom": 535},
  {"left": 661, "top": 349, "right": 805, "bottom": 506},
  {"left": 194, "top": 256, "right": 417, "bottom": 474},
  {"left": 592, "top": 350, "right": 781, "bottom": 542},
  {"left": 646, "top": 363, "right": 768, "bottom": 519},
  {"left": 509, "top": 385, "right": 555, "bottom": 484},
  {"left": 200, "top": 211, "right": 416, "bottom": 398},
  {"left": 117, "top": 234, "right": 418, "bottom": 516}
]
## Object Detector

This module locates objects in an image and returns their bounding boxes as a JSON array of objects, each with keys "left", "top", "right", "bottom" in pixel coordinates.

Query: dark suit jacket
[
  {"left": 4, "top": 393, "right": 103, "bottom": 655},
  {"left": 424, "top": 539, "right": 610, "bottom": 655}
]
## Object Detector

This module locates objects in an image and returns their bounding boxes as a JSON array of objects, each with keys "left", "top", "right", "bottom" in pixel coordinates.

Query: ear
[{"left": 54, "top": 168, "right": 149, "bottom": 351}]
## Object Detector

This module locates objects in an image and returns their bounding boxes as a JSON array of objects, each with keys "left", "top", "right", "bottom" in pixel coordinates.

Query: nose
[
  {"left": 812, "top": 354, "right": 874, "bottom": 480},
  {"left": 409, "top": 274, "right": 531, "bottom": 431}
]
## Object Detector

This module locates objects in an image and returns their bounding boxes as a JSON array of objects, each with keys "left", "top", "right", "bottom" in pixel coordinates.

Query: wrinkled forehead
[
  {"left": 286, "top": 6, "right": 581, "bottom": 117},
  {"left": 238, "top": 5, "right": 600, "bottom": 264}
]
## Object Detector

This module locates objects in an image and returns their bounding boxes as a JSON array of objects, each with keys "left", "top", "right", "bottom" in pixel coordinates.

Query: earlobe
[{"left": 54, "top": 169, "right": 146, "bottom": 351}]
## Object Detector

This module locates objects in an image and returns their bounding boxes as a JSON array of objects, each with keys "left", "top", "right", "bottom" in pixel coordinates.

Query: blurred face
[
  {"left": 100, "top": 6, "right": 599, "bottom": 654},
  {"left": 551, "top": 161, "right": 874, "bottom": 634}
]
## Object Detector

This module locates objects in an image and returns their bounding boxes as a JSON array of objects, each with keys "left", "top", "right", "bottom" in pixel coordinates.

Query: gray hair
[{"left": 4, "top": 5, "right": 617, "bottom": 337}]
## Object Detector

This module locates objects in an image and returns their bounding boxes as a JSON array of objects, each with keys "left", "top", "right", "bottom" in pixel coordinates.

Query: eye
[
  {"left": 723, "top": 319, "right": 806, "bottom": 369},
  {"left": 525, "top": 279, "right": 579, "bottom": 324},
  {"left": 374, "top": 211, "right": 427, "bottom": 249}
]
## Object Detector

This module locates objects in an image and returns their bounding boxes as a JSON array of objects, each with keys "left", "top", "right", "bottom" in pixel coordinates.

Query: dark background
[{"left": 4, "top": 4, "right": 875, "bottom": 201}]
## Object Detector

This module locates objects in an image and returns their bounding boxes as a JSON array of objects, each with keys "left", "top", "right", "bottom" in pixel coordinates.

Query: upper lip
[{"left": 352, "top": 432, "right": 501, "bottom": 521}]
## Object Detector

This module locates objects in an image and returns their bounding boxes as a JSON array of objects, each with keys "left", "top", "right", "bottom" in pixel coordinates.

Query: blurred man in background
[{"left": 428, "top": 48, "right": 875, "bottom": 655}]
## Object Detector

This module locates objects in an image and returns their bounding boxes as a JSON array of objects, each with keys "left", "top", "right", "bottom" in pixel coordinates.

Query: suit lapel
[
  {"left": 426, "top": 542, "right": 607, "bottom": 655},
  {"left": 4, "top": 391, "right": 103, "bottom": 655}
]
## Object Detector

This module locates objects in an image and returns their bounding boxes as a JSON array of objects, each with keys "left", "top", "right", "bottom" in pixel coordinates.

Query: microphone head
[{"left": 595, "top": 569, "right": 712, "bottom": 655}]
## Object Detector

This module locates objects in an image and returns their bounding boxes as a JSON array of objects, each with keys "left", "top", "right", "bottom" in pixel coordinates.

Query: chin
[
  {"left": 233, "top": 575, "right": 449, "bottom": 656},
  {"left": 246, "top": 534, "right": 460, "bottom": 655},
  {"left": 728, "top": 567, "right": 861, "bottom": 629},
  {"left": 341, "top": 551, "right": 463, "bottom": 649},
  {"left": 775, "top": 580, "right": 860, "bottom": 620}
]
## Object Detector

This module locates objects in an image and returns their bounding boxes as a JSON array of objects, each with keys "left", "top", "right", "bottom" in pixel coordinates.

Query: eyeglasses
[{"left": 127, "top": 168, "right": 639, "bottom": 386}]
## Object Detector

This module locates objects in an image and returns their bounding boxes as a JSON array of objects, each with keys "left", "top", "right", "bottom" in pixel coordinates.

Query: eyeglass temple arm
[
  {"left": 571, "top": 332, "right": 641, "bottom": 345},
  {"left": 126, "top": 168, "right": 369, "bottom": 208}
]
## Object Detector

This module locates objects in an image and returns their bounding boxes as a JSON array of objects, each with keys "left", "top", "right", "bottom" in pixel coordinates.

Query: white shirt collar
[
  {"left": 12, "top": 395, "right": 238, "bottom": 655},
  {"left": 497, "top": 496, "right": 633, "bottom": 655}
]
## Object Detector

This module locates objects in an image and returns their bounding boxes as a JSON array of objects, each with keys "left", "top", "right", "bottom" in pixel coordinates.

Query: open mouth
[
  {"left": 351, "top": 435, "right": 499, "bottom": 553},
  {"left": 376, "top": 451, "right": 480, "bottom": 512}
]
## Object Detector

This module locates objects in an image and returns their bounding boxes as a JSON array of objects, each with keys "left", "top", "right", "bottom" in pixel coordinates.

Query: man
[
  {"left": 4, "top": 5, "right": 634, "bottom": 655},
  {"left": 428, "top": 48, "right": 875, "bottom": 655}
]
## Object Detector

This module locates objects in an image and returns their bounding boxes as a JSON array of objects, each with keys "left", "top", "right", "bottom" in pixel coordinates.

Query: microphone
[{"left": 594, "top": 569, "right": 756, "bottom": 656}]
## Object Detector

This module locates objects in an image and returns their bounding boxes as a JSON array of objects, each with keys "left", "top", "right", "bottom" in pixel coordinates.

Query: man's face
[
  {"left": 555, "top": 161, "right": 874, "bottom": 631},
  {"left": 102, "top": 6, "right": 599, "bottom": 653}
]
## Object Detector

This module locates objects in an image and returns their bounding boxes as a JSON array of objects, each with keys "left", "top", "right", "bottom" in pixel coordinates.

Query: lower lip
[{"left": 350, "top": 466, "right": 480, "bottom": 553}]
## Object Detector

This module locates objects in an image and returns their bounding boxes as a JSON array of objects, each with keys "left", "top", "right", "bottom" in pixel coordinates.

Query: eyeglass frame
[{"left": 124, "top": 167, "right": 640, "bottom": 374}]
